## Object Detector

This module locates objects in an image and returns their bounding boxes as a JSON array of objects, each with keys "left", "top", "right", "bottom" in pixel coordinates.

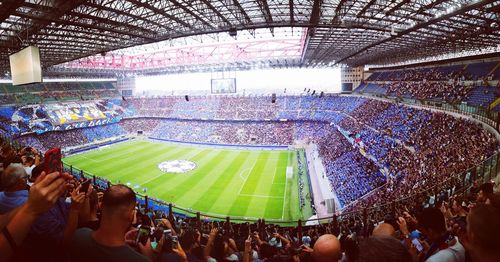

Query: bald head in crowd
[
  {"left": 372, "top": 223, "right": 397, "bottom": 238},
  {"left": 101, "top": 184, "right": 136, "bottom": 222},
  {"left": 313, "top": 234, "right": 341, "bottom": 262}
]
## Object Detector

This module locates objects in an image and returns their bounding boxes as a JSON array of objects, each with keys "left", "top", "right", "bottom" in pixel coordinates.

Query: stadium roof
[{"left": 0, "top": 0, "right": 499, "bottom": 76}]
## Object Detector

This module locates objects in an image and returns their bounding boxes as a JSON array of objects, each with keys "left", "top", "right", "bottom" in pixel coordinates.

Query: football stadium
[{"left": 0, "top": 1, "right": 499, "bottom": 261}]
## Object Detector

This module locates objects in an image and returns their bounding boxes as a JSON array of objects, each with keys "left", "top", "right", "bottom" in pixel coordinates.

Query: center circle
[{"left": 158, "top": 160, "right": 197, "bottom": 173}]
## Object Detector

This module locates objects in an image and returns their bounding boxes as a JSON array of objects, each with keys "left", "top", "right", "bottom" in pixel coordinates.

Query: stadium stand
[
  {"left": 4, "top": 95, "right": 497, "bottom": 212},
  {"left": 0, "top": 81, "right": 120, "bottom": 105},
  {"left": 1, "top": 1, "right": 500, "bottom": 261},
  {"left": 0, "top": 114, "right": 498, "bottom": 261},
  {"left": 357, "top": 60, "right": 500, "bottom": 116}
]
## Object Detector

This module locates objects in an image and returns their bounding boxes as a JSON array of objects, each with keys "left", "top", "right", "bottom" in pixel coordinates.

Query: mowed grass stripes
[{"left": 63, "top": 139, "right": 298, "bottom": 220}]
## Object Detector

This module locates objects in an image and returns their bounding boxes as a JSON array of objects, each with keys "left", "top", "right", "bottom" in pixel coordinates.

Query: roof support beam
[
  {"left": 12, "top": 11, "right": 155, "bottom": 42},
  {"left": 169, "top": 0, "right": 216, "bottom": 30},
  {"left": 335, "top": 0, "right": 497, "bottom": 65},
  {"left": 231, "top": 0, "right": 253, "bottom": 25},
  {"left": 199, "top": 0, "right": 232, "bottom": 27},
  {"left": 84, "top": 2, "right": 177, "bottom": 33},
  {"left": 1, "top": 0, "right": 88, "bottom": 49},
  {"left": 257, "top": 0, "right": 274, "bottom": 35},
  {"left": 0, "top": 0, "right": 25, "bottom": 25},
  {"left": 356, "top": 0, "right": 376, "bottom": 18},
  {"left": 385, "top": 0, "right": 411, "bottom": 16},
  {"left": 308, "top": 0, "right": 322, "bottom": 37},
  {"left": 67, "top": 11, "right": 156, "bottom": 36},
  {"left": 332, "top": 0, "right": 347, "bottom": 23},
  {"left": 127, "top": 0, "right": 192, "bottom": 30}
]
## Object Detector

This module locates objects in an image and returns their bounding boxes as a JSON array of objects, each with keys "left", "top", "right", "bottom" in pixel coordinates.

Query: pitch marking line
[
  {"left": 237, "top": 155, "right": 260, "bottom": 195},
  {"left": 238, "top": 168, "right": 251, "bottom": 181},
  {"left": 81, "top": 156, "right": 99, "bottom": 163},
  {"left": 139, "top": 172, "right": 167, "bottom": 186},
  {"left": 282, "top": 151, "right": 291, "bottom": 220},
  {"left": 239, "top": 193, "right": 284, "bottom": 198}
]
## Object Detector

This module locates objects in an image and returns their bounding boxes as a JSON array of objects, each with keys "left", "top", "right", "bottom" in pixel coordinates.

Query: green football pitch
[{"left": 63, "top": 139, "right": 312, "bottom": 222}]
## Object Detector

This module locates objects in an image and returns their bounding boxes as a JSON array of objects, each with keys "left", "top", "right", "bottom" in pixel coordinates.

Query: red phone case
[{"left": 44, "top": 148, "right": 62, "bottom": 175}]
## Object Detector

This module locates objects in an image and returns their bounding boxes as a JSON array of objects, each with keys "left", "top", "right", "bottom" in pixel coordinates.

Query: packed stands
[
  {"left": 0, "top": 125, "right": 498, "bottom": 262},
  {"left": 0, "top": 81, "right": 120, "bottom": 105},
  {"left": 358, "top": 60, "right": 500, "bottom": 111},
  {"left": 5, "top": 95, "right": 497, "bottom": 212}
]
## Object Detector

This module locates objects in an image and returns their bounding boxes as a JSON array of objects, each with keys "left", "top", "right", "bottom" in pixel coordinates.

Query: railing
[{"left": 62, "top": 149, "right": 499, "bottom": 230}]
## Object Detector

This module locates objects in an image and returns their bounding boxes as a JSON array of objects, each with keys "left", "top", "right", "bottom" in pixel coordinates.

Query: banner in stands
[
  {"left": 0, "top": 99, "right": 132, "bottom": 135},
  {"left": 35, "top": 116, "right": 122, "bottom": 134},
  {"left": 44, "top": 102, "right": 106, "bottom": 125}
]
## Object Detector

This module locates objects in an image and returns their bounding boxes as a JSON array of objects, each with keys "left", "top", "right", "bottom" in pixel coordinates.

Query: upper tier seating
[
  {"left": 0, "top": 81, "right": 121, "bottom": 105},
  {"left": 365, "top": 61, "right": 499, "bottom": 82},
  {"left": 357, "top": 60, "right": 500, "bottom": 109}
]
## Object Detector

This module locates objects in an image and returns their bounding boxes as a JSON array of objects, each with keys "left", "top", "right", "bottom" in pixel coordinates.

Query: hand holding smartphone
[
  {"left": 135, "top": 225, "right": 151, "bottom": 246},
  {"left": 171, "top": 235, "right": 178, "bottom": 249},
  {"left": 412, "top": 238, "right": 424, "bottom": 253},
  {"left": 155, "top": 219, "right": 164, "bottom": 227},
  {"left": 79, "top": 179, "right": 91, "bottom": 194},
  {"left": 44, "top": 148, "right": 62, "bottom": 175}
]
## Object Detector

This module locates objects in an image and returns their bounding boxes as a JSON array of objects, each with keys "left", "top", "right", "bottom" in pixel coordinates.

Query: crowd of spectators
[
  {"left": 150, "top": 120, "right": 295, "bottom": 146},
  {"left": 332, "top": 98, "right": 498, "bottom": 219},
  {"left": 0, "top": 95, "right": 16, "bottom": 105},
  {"left": 7, "top": 95, "right": 498, "bottom": 216},
  {"left": 15, "top": 124, "right": 128, "bottom": 153},
  {"left": 386, "top": 81, "right": 472, "bottom": 103},
  {"left": 127, "top": 95, "right": 365, "bottom": 122},
  {"left": 120, "top": 118, "right": 163, "bottom": 134},
  {"left": 360, "top": 62, "right": 500, "bottom": 104},
  {"left": 370, "top": 66, "right": 475, "bottom": 82},
  {"left": 314, "top": 128, "right": 385, "bottom": 207},
  {"left": 82, "top": 123, "right": 126, "bottom": 142},
  {"left": 1, "top": 133, "right": 499, "bottom": 261}
]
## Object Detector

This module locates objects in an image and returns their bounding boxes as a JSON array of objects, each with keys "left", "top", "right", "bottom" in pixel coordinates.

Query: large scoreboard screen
[{"left": 211, "top": 78, "right": 236, "bottom": 94}]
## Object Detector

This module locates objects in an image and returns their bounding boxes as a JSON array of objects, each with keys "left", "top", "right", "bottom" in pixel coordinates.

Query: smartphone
[
  {"left": 44, "top": 148, "right": 62, "bottom": 175},
  {"left": 152, "top": 227, "right": 163, "bottom": 241},
  {"left": 163, "top": 229, "right": 172, "bottom": 238},
  {"left": 412, "top": 238, "right": 424, "bottom": 252},
  {"left": 136, "top": 225, "right": 151, "bottom": 246},
  {"left": 171, "top": 235, "right": 178, "bottom": 249},
  {"left": 80, "top": 179, "right": 91, "bottom": 194}
]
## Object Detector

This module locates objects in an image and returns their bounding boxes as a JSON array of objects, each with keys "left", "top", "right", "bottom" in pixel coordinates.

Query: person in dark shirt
[{"left": 69, "top": 184, "right": 152, "bottom": 262}]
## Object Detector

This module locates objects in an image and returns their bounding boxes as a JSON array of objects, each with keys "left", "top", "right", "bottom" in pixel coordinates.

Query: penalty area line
[
  {"left": 238, "top": 168, "right": 251, "bottom": 181},
  {"left": 237, "top": 156, "right": 259, "bottom": 195},
  {"left": 238, "top": 193, "right": 284, "bottom": 199}
]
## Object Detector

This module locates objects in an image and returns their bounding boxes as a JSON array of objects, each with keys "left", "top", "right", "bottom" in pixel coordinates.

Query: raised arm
[
  {"left": 0, "top": 172, "right": 68, "bottom": 262},
  {"left": 203, "top": 228, "right": 218, "bottom": 261}
]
